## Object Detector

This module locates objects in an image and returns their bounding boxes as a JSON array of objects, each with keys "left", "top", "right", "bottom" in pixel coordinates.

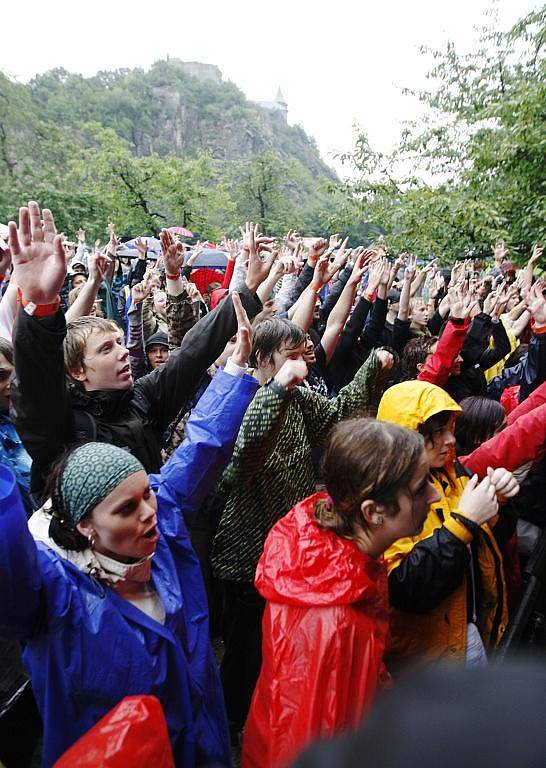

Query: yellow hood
[{"left": 377, "top": 381, "right": 462, "bottom": 432}]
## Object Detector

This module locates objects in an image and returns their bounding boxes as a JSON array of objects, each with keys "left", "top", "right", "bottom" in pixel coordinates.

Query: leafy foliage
[
  {"left": 333, "top": 6, "right": 546, "bottom": 263},
  {"left": 0, "top": 60, "right": 337, "bottom": 239}
]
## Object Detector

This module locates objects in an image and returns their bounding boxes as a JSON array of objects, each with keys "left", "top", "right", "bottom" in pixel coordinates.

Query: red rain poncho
[
  {"left": 242, "top": 493, "right": 390, "bottom": 768},
  {"left": 54, "top": 696, "right": 174, "bottom": 767}
]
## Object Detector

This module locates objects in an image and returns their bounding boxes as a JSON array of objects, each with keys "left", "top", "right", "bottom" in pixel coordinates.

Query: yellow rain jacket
[{"left": 377, "top": 381, "right": 508, "bottom": 666}]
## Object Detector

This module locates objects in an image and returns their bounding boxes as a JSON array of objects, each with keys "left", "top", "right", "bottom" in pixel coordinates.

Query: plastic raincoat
[
  {"left": 0, "top": 368, "right": 258, "bottom": 767},
  {"left": 242, "top": 493, "right": 390, "bottom": 768},
  {"left": 377, "top": 381, "right": 508, "bottom": 665}
]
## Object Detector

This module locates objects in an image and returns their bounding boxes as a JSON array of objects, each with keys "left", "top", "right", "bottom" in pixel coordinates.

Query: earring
[
  {"left": 87, "top": 532, "right": 96, "bottom": 549},
  {"left": 371, "top": 514, "right": 384, "bottom": 526}
]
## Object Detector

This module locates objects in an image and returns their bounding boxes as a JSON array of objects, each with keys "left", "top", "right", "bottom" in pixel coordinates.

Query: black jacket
[{"left": 11, "top": 285, "right": 261, "bottom": 499}]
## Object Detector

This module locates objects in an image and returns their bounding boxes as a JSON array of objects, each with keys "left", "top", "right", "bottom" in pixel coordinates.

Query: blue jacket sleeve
[
  {"left": 150, "top": 369, "right": 259, "bottom": 526},
  {"left": 0, "top": 466, "right": 43, "bottom": 640}
]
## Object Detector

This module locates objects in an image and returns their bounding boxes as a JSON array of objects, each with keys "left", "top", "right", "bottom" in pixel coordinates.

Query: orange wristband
[
  {"left": 531, "top": 320, "right": 546, "bottom": 335},
  {"left": 19, "top": 290, "right": 61, "bottom": 317},
  {"left": 166, "top": 271, "right": 181, "bottom": 281}
]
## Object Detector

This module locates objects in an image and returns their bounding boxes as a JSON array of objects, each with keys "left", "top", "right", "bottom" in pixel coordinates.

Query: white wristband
[{"left": 224, "top": 356, "right": 249, "bottom": 378}]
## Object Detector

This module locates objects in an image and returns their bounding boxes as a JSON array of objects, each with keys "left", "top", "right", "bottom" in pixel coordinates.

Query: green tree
[{"left": 337, "top": 6, "right": 546, "bottom": 263}]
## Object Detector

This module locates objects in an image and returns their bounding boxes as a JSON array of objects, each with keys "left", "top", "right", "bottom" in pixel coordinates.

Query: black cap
[{"left": 145, "top": 331, "right": 169, "bottom": 349}]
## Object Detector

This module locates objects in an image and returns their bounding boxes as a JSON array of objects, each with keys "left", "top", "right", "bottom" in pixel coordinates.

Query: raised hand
[
  {"left": 106, "top": 223, "right": 121, "bottom": 257},
  {"left": 404, "top": 254, "right": 418, "bottom": 284},
  {"left": 63, "top": 241, "right": 76, "bottom": 264},
  {"left": 187, "top": 240, "right": 204, "bottom": 267},
  {"left": 223, "top": 238, "right": 239, "bottom": 261},
  {"left": 448, "top": 285, "right": 477, "bottom": 320},
  {"left": 450, "top": 260, "right": 464, "bottom": 287},
  {"left": 348, "top": 249, "right": 372, "bottom": 286},
  {"left": 526, "top": 279, "right": 546, "bottom": 326},
  {"left": 243, "top": 221, "right": 278, "bottom": 293},
  {"left": 8, "top": 201, "right": 66, "bottom": 304},
  {"left": 429, "top": 270, "right": 445, "bottom": 300},
  {"left": 329, "top": 236, "right": 350, "bottom": 272},
  {"left": 160, "top": 229, "right": 185, "bottom": 276},
  {"left": 492, "top": 241, "right": 507, "bottom": 264},
  {"left": 132, "top": 274, "right": 153, "bottom": 304},
  {"left": 308, "top": 237, "right": 328, "bottom": 263},
  {"left": 311, "top": 255, "right": 330, "bottom": 288},
  {"left": 328, "top": 233, "right": 342, "bottom": 251},
  {"left": 230, "top": 291, "right": 253, "bottom": 367},
  {"left": 491, "top": 282, "right": 511, "bottom": 318},
  {"left": 134, "top": 237, "right": 148, "bottom": 258},
  {"left": 77, "top": 228, "right": 86, "bottom": 244},
  {"left": 87, "top": 250, "right": 112, "bottom": 286},
  {"left": 284, "top": 230, "right": 302, "bottom": 253},
  {"left": 529, "top": 244, "right": 543, "bottom": 268}
]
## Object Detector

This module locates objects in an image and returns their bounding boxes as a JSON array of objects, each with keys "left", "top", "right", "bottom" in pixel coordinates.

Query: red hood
[{"left": 255, "top": 493, "right": 387, "bottom": 607}]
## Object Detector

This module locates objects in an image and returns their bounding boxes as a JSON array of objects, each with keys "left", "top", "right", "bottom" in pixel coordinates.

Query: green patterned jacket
[{"left": 211, "top": 350, "right": 388, "bottom": 583}]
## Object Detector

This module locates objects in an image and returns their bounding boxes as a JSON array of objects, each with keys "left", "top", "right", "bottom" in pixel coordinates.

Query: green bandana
[{"left": 53, "top": 442, "right": 145, "bottom": 527}]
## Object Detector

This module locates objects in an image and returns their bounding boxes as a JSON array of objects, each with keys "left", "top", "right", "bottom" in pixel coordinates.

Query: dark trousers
[
  {"left": 220, "top": 580, "right": 265, "bottom": 734},
  {"left": 0, "top": 686, "right": 42, "bottom": 768}
]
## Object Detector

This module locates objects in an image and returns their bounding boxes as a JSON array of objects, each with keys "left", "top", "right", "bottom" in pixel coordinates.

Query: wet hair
[
  {"left": 418, "top": 410, "right": 454, "bottom": 445},
  {"left": 0, "top": 337, "right": 14, "bottom": 365},
  {"left": 249, "top": 317, "right": 305, "bottom": 368},
  {"left": 400, "top": 336, "right": 438, "bottom": 380},
  {"left": 64, "top": 316, "right": 121, "bottom": 376},
  {"left": 455, "top": 397, "right": 506, "bottom": 455},
  {"left": 317, "top": 418, "right": 424, "bottom": 545},
  {"left": 44, "top": 446, "right": 90, "bottom": 551}
]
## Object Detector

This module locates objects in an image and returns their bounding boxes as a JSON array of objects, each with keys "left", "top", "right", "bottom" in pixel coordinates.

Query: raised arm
[
  {"left": 135, "top": 224, "right": 276, "bottom": 434},
  {"left": 126, "top": 277, "right": 153, "bottom": 381},
  {"left": 162, "top": 237, "right": 198, "bottom": 348},
  {"left": 321, "top": 251, "right": 371, "bottom": 364},
  {"left": 9, "top": 202, "right": 76, "bottom": 493},
  {"left": 65, "top": 250, "right": 111, "bottom": 322},
  {"left": 298, "top": 349, "right": 392, "bottom": 444},
  {"left": 418, "top": 287, "right": 474, "bottom": 387},
  {"left": 152, "top": 293, "right": 260, "bottom": 520}
]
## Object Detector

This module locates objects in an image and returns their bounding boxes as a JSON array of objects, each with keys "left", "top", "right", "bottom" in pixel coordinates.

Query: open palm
[{"left": 9, "top": 201, "right": 66, "bottom": 304}]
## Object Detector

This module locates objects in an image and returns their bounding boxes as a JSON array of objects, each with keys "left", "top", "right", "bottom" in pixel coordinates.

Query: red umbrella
[{"left": 168, "top": 226, "right": 194, "bottom": 238}]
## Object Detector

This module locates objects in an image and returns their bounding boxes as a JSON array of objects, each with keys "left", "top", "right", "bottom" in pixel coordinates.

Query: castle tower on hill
[
  {"left": 257, "top": 86, "right": 288, "bottom": 123},
  {"left": 167, "top": 58, "right": 222, "bottom": 85}
]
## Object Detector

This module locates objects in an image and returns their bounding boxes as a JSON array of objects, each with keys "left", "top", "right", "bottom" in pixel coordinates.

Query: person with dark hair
[
  {"left": 212, "top": 317, "right": 394, "bottom": 744},
  {"left": 455, "top": 396, "right": 506, "bottom": 456},
  {"left": 400, "top": 336, "right": 438, "bottom": 381},
  {"left": 242, "top": 418, "right": 439, "bottom": 768},
  {"left": 377, "top": 380, "right": 519, "bottom": 668},
  {"left": 0, "top": 301, "right": 259, "bottom": 767}
]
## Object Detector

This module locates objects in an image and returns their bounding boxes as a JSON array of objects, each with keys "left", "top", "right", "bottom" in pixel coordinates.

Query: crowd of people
[{"left": 0, "top": 200, "right": 545, "bottom": 767}]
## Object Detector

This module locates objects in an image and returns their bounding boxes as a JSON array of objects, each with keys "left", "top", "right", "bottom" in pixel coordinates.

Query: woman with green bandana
[{"left": 0, "top": 296, "right": 260, "bottom": 768}]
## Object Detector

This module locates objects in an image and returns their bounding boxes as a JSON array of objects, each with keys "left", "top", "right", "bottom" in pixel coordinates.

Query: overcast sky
[{"left": 1, "top": 0, "right": 538, "bottom": 176}]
